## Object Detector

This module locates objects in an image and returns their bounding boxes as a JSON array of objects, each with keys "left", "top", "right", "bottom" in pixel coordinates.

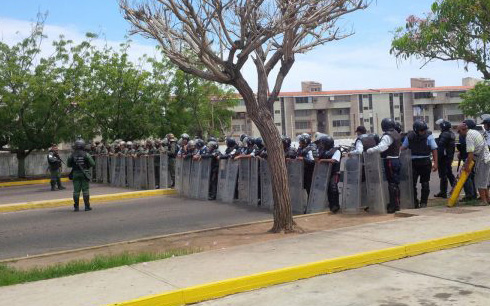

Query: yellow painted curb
[
  {"left": 111, "top": 228, "right": 490, "bottom": 306},
  {"left": 0, "top": 189, "right": 177, "bottom": 213},
  {"left": 0, "top": 178, "right": 70, "bottom": 188}
]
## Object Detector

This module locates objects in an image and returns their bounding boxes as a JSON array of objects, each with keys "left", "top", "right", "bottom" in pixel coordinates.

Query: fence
[{"left": 0, "top": 151, "right": 71, "bottom": 178}]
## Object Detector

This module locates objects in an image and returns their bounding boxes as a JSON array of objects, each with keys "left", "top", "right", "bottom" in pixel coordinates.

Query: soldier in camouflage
[
  {"left": 47, "top": 145, "right": 66, "bottom": 191},
  {"left": 68, "top": 139, "right": 96, "bottom": 211}
]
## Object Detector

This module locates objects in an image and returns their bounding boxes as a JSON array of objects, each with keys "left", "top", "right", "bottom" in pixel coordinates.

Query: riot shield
[
  {"left": 126, "top": 157, "right": 134, "bottom": 188},
  {"left": 260, "top": 159, "right": 274, "bottom": 210},
  {"left": 287, "top": 159, "right": 306, "bottom": 214},
  {"left": 216, "top": 159, "right": 228, "bottom": 201},
  {"left": 115, "top": 156, "right": 122, "bottom": 187},
  {"left": 306, "top": 162, "right": 331, "bottom": 214},
  {"left": 154, "top": 154, "right": 160, "bottom": 189},
  {"left": 182, "top": 158, "right": 192, "bottom": 197},
  {"left": 96, "top": 156, "right": 103, "bottom": 183},
  {"left": 160, "top": 153, "right": 170, "bottom": 189},
  {"left": 222, "top": 159, "right": 239, "bottom": 203},
  {"left": 250, "top": 158, "right": 260, "bottom": 206},
  {"left": 364, "top": 152, "right": 387, "bottom": 214},
  {"left": 102, "top": 156, "right": 109, "bottom": 184},
  {"left": 238, "top": 158, "right": 251, "bottom": 204},
  {"left": 175, "top": 157, "right": 184, "bottom": 195},
  {"left": 189, "top": 159, "right": 201, "bottom": 199},
  {"left": 133, "top": 157, "right": 141, "bottom": 189},
  {"left": 110, "top": 156, "right": 117, "bottom": 186},
  {"left": 118, "top": 157, "right": 126, "bottom": 187},
  {"left": 147, "top": 156, "right": 156, "bottom": 190},
  {"left": 198, "top": 158, "right": 212, "bottom": 200},
  {"left": 341, "top": 154, "right": 362, "bottom": 214},
  {"left": 140, "top": 157, "right": 149, "bottom": 190},
  {"left": 399, "top": 150, "right": 415, "bottom": 209}
]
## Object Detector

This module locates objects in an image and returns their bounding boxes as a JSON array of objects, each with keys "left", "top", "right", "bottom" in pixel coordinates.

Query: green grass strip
[{"left": 0, "top": 249, "right": 194, "bottom": 287}]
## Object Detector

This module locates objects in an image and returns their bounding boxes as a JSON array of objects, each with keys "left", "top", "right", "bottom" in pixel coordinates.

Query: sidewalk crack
[
  {"left": 380, "top": 263, "right": 490, "bottom": 290},
  {"left": 128, "top": 265, "right": 180, "bottom": 289}
]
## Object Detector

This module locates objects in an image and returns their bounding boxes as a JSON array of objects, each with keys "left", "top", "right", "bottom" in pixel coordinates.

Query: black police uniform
[
  {"left": 298, "top": 143, "right": 318, "bottom": 197},
  {"left": 436, "top": 129, "right": 456, "bottom": 197},
  {"left": 406, "top": 131, "right": 432, "bottom": 207},
  {"left": 318, "top": 147, "right": 341, "bottom": 213},
  {"left": 381, "top": 130, "right": 402, "bottom": 213}
]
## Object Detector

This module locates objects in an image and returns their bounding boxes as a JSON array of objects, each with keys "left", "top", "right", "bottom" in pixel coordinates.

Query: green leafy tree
[
  {"left": 0, "top": 18, "right": 94, "bottom": 177},
  {"left": 459, "top": 81, "right": 490, "bottom": 116}
]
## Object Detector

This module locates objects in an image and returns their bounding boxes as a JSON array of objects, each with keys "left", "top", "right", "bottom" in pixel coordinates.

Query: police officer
[
  {"left": 200, "top": 140, "right": 221, "bottom": 200},
  {"left": 220, "top": 137, "right": 239, "bottom": 159},
  {"left": 236, "top": 137, "right": 255, "bottom": 157},
  {"left": 47, "top": 145, "right": 66, "bottom": 191},
  {"left": 297, "top": 133, "right": 318, "bottom": 197},
  {"left": 282, "top": 136, "right": 297, "bottom": 159},
  {"left": 166, "top": 134, "right": 178, "bottom": 187},
  {"left": 401, "top": 120, "right": 438, "bottom": 208},
  {"left": 254, "top": 137, "right": 267, "bottom": 158},
  {"left": 434, "top": 120, "right": 456, "bottom": 198},
  {"left": 68, "top": 139, "right": 95, "bottom": 211},
  {"left": 316, "top": 135, "right": 341, "bottom": 213},
  {"left": 184, "top": 140, "right": 197, "bottom": 159},
  {"left": 178, "top": 133, "right": 191, "bottom": 157},
  {"left": 366, "top": 118, "right": 402, "bottom": 214}
]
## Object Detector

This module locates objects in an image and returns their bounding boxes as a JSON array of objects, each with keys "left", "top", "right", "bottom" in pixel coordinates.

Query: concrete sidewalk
[{"left": 1, "top": 206, "right": 489, "bottom": 306}]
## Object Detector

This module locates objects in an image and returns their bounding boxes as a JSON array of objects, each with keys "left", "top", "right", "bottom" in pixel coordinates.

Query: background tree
[
  {"left": 120, "top": 0, "right": 369, "bottom": 232},
  {"left": 0, "top": 19, "right": 93, "bottom": 177},
  {"left": 391, "top": 0, "right": 490, "bottom": 117}
]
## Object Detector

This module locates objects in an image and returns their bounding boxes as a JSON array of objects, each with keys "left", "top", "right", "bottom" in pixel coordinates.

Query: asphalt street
[
  {"left": 199, "top": 241, "right": 490, "bottom": 306},
  {"left": 0, "top": 196, "right": 271, "bottom": 260}
]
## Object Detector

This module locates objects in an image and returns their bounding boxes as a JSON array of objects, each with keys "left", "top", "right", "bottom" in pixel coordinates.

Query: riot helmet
[
  {"left": 298, "top": 133, "right": 311, "bottom": 147},
  {"left": 463, "top": 119, "right": 477, "bottom": 129},
  {"left": 207, "top": 141, "right": 218, "bottom": 150},
  {"left": 438, "top": 120, "right": 452, "bottom": 131},
  {"left": 381, "top": 118, "right": 395, "bottom": 132},
  {"left": 207, "top": 136, "right": 217, "bottom": 142},
  {"left": 413, "top": 120, "right": 428, "bottom": 133},
  {"left": 243, "top": 136, "right": 255, "bottom": 147},
  {"left": 254, "top": 137, "right": 264, "bottom": 149},
  {"left": 226, "top": 137, "right": 236, "bottom": 147},
  {"left": 281, "top": 135, "right": 292, "bottom": 149},
  {"left": 187, "top": 140, "right": 196, "bottom": 149},
  {"left": 394, "top": 122, "right": 402, "bottom": 133},
  {"left": 240, "top": 134, "right": 248, "bottom": 142},
  {"left": 317, "top": 135, "right": 335, "bottom": 151},
  {"left": 195, "top": 139, "right": 205, "bottom": 149},
  {"left": 74, "top": 139, "right": 85, "bottom": 150},
  {"left": 180, "top": 133, "right": 190, "bottom": 141}
]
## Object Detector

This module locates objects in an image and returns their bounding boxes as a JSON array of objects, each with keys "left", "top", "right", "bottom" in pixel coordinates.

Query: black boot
[
  {"left": 434, "top": 179, "right": 447, "bottom": 198},
  {"left": 51, "top": 182, "right": 56, "bottom": 191},
  {"left": 57, "top": 179, "right": 66, "bottom": 190},
  {"left": 83, "top": 195, "right": 92, "bottom": 211},
  {"left": 73, "top": 196, "right": 79, "bottom": 212}
]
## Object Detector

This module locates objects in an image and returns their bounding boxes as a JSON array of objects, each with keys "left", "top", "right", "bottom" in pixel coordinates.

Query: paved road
[
  {"left": 0, "top": 183, "right": 131, "bottom": 205},
  {"left": 0, "top": 196, "right": 271, "bottom": 260},
  {"left": 200, "top": 241, "right": 490, "bottom": 306}
]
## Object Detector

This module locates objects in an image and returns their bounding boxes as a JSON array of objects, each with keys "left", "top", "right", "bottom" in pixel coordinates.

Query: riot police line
[
  {"left": 172, "top": 148, "right": 416, "bottom": 215},
  {"left": 88, "top": 153, "right": 172, "bottom": 190}
]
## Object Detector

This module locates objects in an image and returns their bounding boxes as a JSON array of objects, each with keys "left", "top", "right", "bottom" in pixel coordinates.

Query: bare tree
[{"left": 120, "top": 0, "right": 369, "bottom": 232}]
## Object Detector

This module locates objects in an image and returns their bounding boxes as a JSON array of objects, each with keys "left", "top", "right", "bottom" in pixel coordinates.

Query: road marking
[
  {"left": 111, "top": 228, "right": 490, "bottom": 306},
  {"left": 0, "top": 189, "right": 177, "bottom": 213},
  {"left": 0, "top": 178, "right": 70, "bottom": 188}
]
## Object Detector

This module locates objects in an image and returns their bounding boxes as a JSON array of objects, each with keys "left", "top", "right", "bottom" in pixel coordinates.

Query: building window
[
  {"left": 362, "top": 94, "right": 369, "bottom": 99},
  {"left": 232, "top": 125, "right": 241, "bottom": 132},
  {"left": 295, "top": 97, "right": 309, "bottom": 104},
  {"left": 332, "top": 95, "right": 351, "bottom": 102},
  {"left": 237, "top": 100, "right": 245, "bottom": 106},
  {"left": 364, "top": 119, "right": 370, "bottom": 123},
  {"left": 447, "top": 91, "right": 465, "bottom": 98},
  {"left": 394, "top": 105, "right": 400, "bottom": 109},
  {"left": 295, "top": 110, "right": 312, "bottom": 117},
  {"left": 332, "top": 108, "right": 350, "bottom": 116},
  {"left": 414, "top": 92, "right": 432, "bottom": 99},
  {"left": 274, "top": 110, "right": 280, "bottom": 114},
  {"left": 363, "top": 107, "right": 369, "bottom": 110},
  {"left": 295, "top": 121, "right": 311, "bottom": 129},
  {"left": 395, "top": 117, "right": 400, "bottom": 121},
  {"left": 333, "top": 132, "right": 351, "bottom": 137},
  {"left": 333, "top": 120, "right": 350, "bottom": 127},
  {"left": 275, "top": 123, "right": 281, "bottom": 126},
  {"left": 413, "top": 116, "right": 430, "bottom": 123},
  {"left": 447, "top": 114, "right": 465, "bottom": 122}
]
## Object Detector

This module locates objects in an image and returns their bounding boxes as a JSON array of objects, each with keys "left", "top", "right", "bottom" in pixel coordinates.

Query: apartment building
[{"left": 228, "top": 78, "right": 480, "bottom": 139}]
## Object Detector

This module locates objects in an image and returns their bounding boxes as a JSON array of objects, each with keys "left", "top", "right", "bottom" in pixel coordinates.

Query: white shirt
[
  {"left": 350, "top": 138, "right": 364, "bottom": 155},
  {"left": 331, "top": 150, "right": 341, "bottom": 162},
  {"left": 367, "top": 134, "right": 393, "bottom": 153},
  {"left": 485, "top": 130, "right": 490, "bottom": 147},
  {"left": 466, "top": 129, "right": 490, "bottom": 163}
]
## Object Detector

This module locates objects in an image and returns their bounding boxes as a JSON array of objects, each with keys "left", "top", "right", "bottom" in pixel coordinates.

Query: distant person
[
  {"left": 68, "top": 139, "right": 95, "bottom": 212},
  {"left": 297, "top": 133, "right": 317, "bottom": 198},
  {"left": 401, "top": 120, "right": 438, "bottom": 208},
  {"left": 316, "top": 135, "right": 341, "bottom": 213},
  {"left": 47, "top": 145, "right": 66, "bottom": 191},
  {"left": 457, "top": 123, "right": 490, "bottom": 205}
]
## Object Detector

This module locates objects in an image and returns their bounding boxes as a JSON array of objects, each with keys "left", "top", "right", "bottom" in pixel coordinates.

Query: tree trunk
[
  {"left": 16, "top": 151, "right": 29, "bottom": 178},
  {"left": 234, "top": 77, "right": 294, "bottom": 233}
]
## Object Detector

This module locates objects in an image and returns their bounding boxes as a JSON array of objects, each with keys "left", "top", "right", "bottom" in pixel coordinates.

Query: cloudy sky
[{"left": 0, "top": 0, "right": 481, "bottom": 92}]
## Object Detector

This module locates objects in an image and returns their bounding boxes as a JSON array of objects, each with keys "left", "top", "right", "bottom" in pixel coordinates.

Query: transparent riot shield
[
  {"left": 102, "top": 156, "right": 109, "bottom": 184},
  {"left": 140, "top": 157, "right": 149, "bottom": 190},
  {"left": 250, "top": 158, "right": 260, "bottom": 206},
  {"left": 198, "top": 158, "right": 212, "bottom": 200},
  {"left": 154, "top": 154, "right": 160, "bottom": 189},
  {"left": 287, "top": 159, "right": 305, "bottom": 214},
  {"left": 133, "top": 157, "right": 141, "bottom": 190},
  {"left": 126, "top": 157, "right": 134, "bottom": 188},
  {"left": 115, "top": 156, "right": 122, "bottom": 187},
  {"left": 341, "top": 154, "right": 362, "bottom": 214},
  {"left": 95, "top": 156, "right": 101, "bottom": 182},
  {"left": 182, "top": 158, "right": 192, "bottom": 197},
  {"left": 189, "top": 159, "right": 201, "bottom": 199},
  {"left": 160, "top": 153, "right": 170, "bottom": 189},
  {"left": 260, "top": 159, "right": 274, "bottom": 210},
  {"left": 364, "top": 152, "right": 387, "bottom": 214},
  {"left": 147, "top": 156, "right": 156, "bottom": 190},
  {"left": 110, "top": 156, "right": 117, "bottom": 186},
  {"left": 222, "top": 159, "right": 239, "bottom": 203},
  {"left": 399, "top": 150, "right": 415, "bottom": 209},
  {"left": 118, "top": 156, "right": 126, "bottom": 187},
  {"left": 238, "top": 158, "right": 251, "bottom": 204},
  {"left": 306, "top": 162, "right": 331, "bottom": 214},
  {"left": 175, "top": 157, "right": 184, "bottom": 195},
  {"left": 216, "top": 159, "right": 228, "bottom": 201}
]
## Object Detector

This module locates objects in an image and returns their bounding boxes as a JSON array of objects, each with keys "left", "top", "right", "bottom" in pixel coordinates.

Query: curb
[
  {"left": 0, "top": 212, "right": 330, "bottom": 264},
  {"left": 112, "top": 228, "right": 490, "bottom": 306},
  {"left": 0, "top": 178, "right": 70, "bottom": 188},
  {"left": 0, "top": 189, "right": 177, "bottom": 213}
]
